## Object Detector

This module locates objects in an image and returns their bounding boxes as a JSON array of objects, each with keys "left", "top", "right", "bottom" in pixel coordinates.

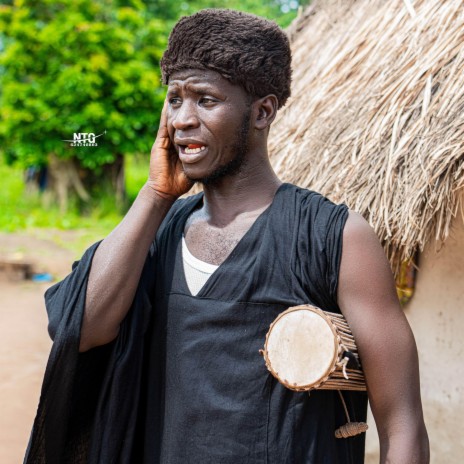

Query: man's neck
[{"left": 200, "top": 160, "right": 282, "bottom": 227}]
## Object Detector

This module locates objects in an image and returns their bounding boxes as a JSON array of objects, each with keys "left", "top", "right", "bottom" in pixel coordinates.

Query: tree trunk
[
  {"left": 81, "top": 153, "right": 127, "bottom": 208},
  {"left": 109, "top": 153, "right": 126, "bottom": 207},
  {"left": 47, "top": 154, "right": 90, "bottom": 214},
  {"left": 45, "top": 153, "right": 126, "bottom": 213}
]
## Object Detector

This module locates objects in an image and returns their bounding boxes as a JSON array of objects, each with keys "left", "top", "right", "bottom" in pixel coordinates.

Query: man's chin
[
  {"left": 185, "top": 173, "right": 222, "bottom": 187},
  {"left": 182, "top": 167, "right": 215, "bottom": 185},
  {"left": 184, "top": 161, "right": 244, "bottom": 187}
]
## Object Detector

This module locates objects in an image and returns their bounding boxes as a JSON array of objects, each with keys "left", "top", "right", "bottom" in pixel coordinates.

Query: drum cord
[
  {"left": 338, "top": 344, "right": 362, "bottom": 380},
  {"left": 334, "top": 390, "right": 369, "bottom": 439},
  {"left": 337, "top": 356, "right": 350, "bottom": 380}
]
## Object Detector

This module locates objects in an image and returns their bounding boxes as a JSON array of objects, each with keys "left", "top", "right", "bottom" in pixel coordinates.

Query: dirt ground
[{"left": 0, "top": 232, "right": 75, "bottom": 464}]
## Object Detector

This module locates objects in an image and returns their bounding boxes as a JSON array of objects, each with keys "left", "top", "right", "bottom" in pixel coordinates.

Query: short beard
[{"left": 186, "top": 108, "right": 251, "bottom": 186}]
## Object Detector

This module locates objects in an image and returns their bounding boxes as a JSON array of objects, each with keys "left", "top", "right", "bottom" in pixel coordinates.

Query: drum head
[{"left": 265, "top": 306, "right": 338, "bottom": 389}]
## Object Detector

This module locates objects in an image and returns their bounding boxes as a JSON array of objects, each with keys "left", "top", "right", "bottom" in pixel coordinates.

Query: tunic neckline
[{"left": 176, "top": 182, "right": 290, "bottom": 299}]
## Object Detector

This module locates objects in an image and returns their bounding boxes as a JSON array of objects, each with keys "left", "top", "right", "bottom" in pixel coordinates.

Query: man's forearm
[
  {"left": 380, "top": 427, "right": 430, "bottom": 464},
  {"left": 79, "top": 183, "right": 176, "bottom": 352}
]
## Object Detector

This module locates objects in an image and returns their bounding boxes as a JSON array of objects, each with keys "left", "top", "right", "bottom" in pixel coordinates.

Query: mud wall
[{"left": 365, "top": 216, "right": 464, "bottom": 462}]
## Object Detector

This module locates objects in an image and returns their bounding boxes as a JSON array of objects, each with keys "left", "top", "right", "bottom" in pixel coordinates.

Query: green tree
[
  {"left": 0, "top": 0, "right": 165, "bottom": 210},
  {"left": 0, "top": 0, "right": 307, "bottom": 212},
  {"left": 144, "top": 0, "right": 307, "bottom": 28}
]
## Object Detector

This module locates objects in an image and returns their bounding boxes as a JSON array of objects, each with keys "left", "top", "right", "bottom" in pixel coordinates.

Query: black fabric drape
[
  {"left": 24, "top": 240, "right": 158, "bottom": 463},
  {"left": 24, "top": 197, "right": 190, "bottom": 464}
]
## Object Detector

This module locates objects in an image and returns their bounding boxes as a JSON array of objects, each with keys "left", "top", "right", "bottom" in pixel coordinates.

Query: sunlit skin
[
  {"left": 166, "top": 69, "right": 252, "bottom": 183},
  {"left": 147, "top": 68, "right": 281, "bottom": 202},
  {"left": 81, "top": 67, "right": 428, "bottom": 463}
]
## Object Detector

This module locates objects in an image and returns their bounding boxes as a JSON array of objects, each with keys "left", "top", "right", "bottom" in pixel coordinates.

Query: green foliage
[
  {"left": 0, "top": 0, "right": 306, "bottom": 173},
  {"left": 0, "top": 0, "right": 307, "bottom": 231},
  {"left": 145, "top": 0, "right": 308, "bottom": 28},
  {"left": 125, "top": 153, "right": 150, "bottom": 202},
  {"left": 0, "top": 158, "right": 122, "bottom": 232},
  {"left": 0, "top": 0, "right": 165, "bottom": 170}
]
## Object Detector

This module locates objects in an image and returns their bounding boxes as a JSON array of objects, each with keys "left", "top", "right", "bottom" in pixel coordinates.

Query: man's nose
[{"left": 171, "top": 100, "right": 199, "bottom": 131}]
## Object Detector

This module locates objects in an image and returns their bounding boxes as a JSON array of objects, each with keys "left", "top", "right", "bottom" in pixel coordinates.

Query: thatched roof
[{"left": 270, "top": 0, "right": 464, "bottom": 273}]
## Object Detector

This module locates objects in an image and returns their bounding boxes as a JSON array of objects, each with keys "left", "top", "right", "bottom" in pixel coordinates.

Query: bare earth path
[
  {"left": 0, "top": 281, "right": 52, "bottom": 463},
  {"left": 0, "top": 231, "right": 78, "bottom": 463}
]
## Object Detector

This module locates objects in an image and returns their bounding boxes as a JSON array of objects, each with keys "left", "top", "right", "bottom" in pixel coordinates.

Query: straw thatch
[{"left": 270, "top": 0, "right": 464, "bottom": 274}]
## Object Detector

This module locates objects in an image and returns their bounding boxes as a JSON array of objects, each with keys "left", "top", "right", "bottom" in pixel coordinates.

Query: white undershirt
[{"left": 182, "top": 234, "right": 219, "bottom": 296}]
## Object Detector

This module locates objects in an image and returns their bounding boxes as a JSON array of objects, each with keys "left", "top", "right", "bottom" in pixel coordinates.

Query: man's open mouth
[{"left": 184, "top": 144, "right": 206, "bottom": 154}]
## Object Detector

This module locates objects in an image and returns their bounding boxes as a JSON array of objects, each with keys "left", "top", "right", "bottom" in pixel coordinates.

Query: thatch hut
[{"left": 269, "top": 0, "right": 464, "bottom": 462}]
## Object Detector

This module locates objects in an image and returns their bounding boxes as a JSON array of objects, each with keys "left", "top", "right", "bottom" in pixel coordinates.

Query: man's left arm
[{"left": 337, "top": 211, "right": 429, "bottom": 464}]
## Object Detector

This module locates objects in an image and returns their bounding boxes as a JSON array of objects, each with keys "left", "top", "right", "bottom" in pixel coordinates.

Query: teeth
[{"left": 185, "top": 146, "right": 206, "bottom": 154}]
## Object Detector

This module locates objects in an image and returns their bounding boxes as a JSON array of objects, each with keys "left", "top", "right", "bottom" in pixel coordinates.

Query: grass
[
  {"left": 125, "top": 154, "right": 150, "bottom": 203},
  {"left": 0, "top": 155, "right": 149, "bottom": 255}
]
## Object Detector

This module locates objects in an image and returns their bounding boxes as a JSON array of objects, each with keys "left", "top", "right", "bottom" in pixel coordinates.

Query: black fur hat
[{"left": 161, "top": 9, "right": 292, "bottom": 109}]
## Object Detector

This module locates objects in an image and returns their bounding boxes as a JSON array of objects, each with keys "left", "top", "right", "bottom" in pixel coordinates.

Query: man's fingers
[
  {"left": 155, "top": 100, "right": 171, "bottom": 150},
  {"left": 160, "top": 99, "right": 168, "bottom": 127},
  {"left": 154, "top": 135, "right": 171, "bottom": 151},
  {"left": 157, "top": 100, "right": 168, "bottom": 135}
]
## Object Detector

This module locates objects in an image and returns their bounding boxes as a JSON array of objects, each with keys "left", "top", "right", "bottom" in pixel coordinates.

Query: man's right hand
[
  {"left": 80, "top": 100, "right": 194, "bottom": 352},
  {"left": 146, "top": 100, "right": 194, "bottom": 200}
]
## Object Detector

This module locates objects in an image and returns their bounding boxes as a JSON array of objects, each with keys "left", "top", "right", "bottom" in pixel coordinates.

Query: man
[{"left": 25, "top": 9, "right": 429, "bottom": 464}]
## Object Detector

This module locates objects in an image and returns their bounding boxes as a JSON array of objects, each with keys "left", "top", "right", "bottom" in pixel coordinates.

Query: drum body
[{"left": 261, "top": 304, "right": 366, "bottom": 391}]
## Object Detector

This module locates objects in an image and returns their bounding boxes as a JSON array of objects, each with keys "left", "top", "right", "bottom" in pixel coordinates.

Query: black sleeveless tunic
[
  {"left": 24, "top": 182, "right": 367, "bottom": 463},
  {"left": 140, "top": 182, "right": 368, "bottom": 463}
]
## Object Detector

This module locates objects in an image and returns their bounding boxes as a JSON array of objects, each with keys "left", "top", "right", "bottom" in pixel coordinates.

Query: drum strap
[{"left": 334, "top": 391, "right": 369, "bottom": 439}]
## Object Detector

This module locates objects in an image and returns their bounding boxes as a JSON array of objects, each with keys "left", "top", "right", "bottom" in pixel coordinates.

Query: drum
[{"left": 260, "top": 304, "right": 366, "bottom": 392}]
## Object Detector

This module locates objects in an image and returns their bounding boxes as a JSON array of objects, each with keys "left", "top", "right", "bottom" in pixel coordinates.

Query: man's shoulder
[{"left": 286, "top": 183, "right": 347, "bottom": 216}]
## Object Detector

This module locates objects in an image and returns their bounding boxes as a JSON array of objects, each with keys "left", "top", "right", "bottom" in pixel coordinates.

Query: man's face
[{"left": 166, "top": 68, "right": 252, "bottom": 185}]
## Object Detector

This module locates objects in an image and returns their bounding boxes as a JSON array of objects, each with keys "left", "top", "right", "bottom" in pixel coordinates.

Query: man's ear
[{"left": 253, "top": 95, "right": 278, "bottom": 130}]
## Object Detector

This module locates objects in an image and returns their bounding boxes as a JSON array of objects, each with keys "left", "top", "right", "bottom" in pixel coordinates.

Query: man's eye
[
  {"left": 169, "top": 97, "right": 181, "bottom": 105},
  {"left": 199, "top": 97, "right": 216, "bottom": 105}
]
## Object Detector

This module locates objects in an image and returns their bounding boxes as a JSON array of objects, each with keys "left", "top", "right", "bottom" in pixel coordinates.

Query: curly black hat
[{"left": 161, "top": 9, "right": 292, "bottom": 109}]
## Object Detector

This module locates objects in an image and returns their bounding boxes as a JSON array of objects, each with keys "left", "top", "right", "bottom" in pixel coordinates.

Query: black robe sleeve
[{"left": 24, "top": 239, "right": 158, "bottom": 464}]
